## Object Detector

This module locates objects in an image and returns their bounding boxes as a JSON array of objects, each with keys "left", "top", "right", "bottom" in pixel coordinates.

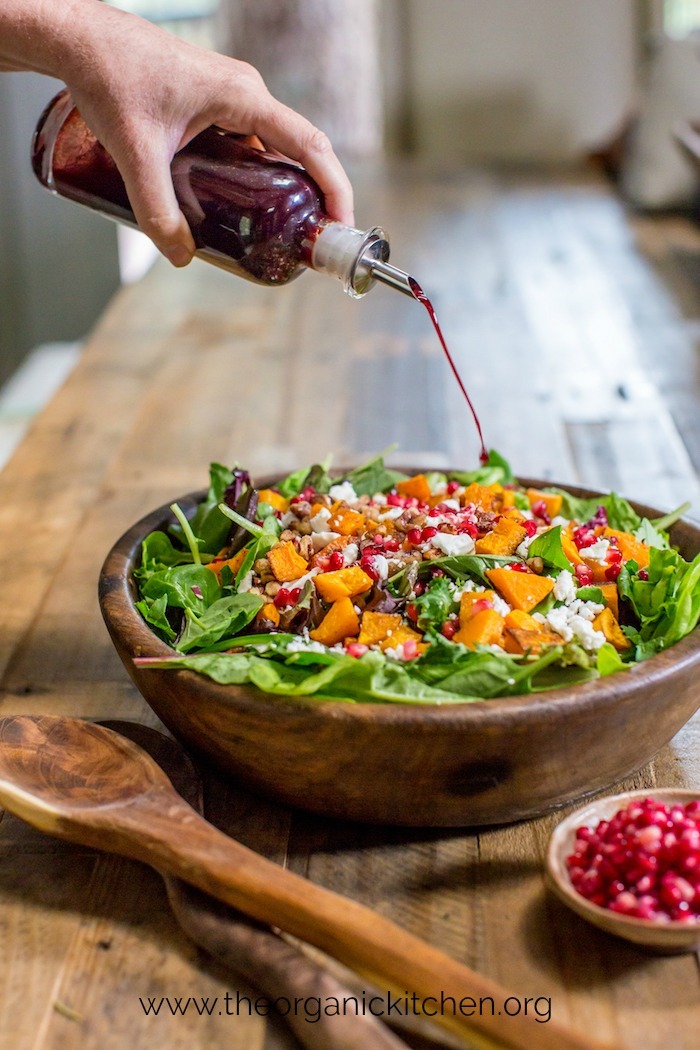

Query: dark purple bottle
[{"left": 32, "top": 89, "right": 414, "bottom": 297}]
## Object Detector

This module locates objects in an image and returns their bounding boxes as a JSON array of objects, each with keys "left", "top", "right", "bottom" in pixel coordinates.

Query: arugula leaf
[
  {"left": 526, "top": 526, "right": 573, "bottom": 572},
  {"left": 634, "top": 517, "right": 669, "bottom": 551}
]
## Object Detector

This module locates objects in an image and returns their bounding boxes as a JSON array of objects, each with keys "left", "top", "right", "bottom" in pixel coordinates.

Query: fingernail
[{"left": 164, "top": 244, "right": 193, "bottom": 267}]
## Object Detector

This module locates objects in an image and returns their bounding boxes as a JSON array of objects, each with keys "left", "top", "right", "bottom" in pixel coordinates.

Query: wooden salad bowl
[{"left": 99, "top": 476, "right": 700, "bottom": 827}]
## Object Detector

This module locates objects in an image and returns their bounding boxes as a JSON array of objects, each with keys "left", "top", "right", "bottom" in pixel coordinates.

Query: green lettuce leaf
[{"left": 526, "top": 526, "right": 573, "bottom": 572}]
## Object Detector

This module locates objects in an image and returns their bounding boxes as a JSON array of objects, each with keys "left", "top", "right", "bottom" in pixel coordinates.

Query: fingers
[
  {"left": 110, "top": 132, "right": 196, "bottom": 267},
  {"left": 251, "top": 102, "right": 355, "bottom": 227}
]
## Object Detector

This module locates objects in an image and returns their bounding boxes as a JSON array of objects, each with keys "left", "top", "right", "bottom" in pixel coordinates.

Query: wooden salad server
[{"left": 0, "top": 715, "right": 624, "bottom": 1050}]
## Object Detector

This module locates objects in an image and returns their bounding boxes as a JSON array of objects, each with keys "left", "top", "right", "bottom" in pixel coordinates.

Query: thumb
[{"left": 111, "top": 134, "right": 196, "bottom": 267}]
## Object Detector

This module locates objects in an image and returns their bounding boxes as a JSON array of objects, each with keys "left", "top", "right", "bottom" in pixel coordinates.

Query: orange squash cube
[
  {"left": 327, "top": 503, "right": 366, "bottom": 536},
  {"left": 358, "top": 611, "right": 403, "bottom": 646},
  {"left": 268, "top": 541, "right": 309, "bottom": 583},
  {"left": 310, "top": 598, "right": 360, "bottom": 647},
  {"left": 315, "top": 565, "right": 374, "bottom": 603},
  {"left": 205, "top": 547, "right": 248, "bottom": 581},
  {"left": 475, "top": 517, "right": 527, "bottom": 556},
  {"left": 396, "top": 473, "right": 432, "bottom": 502},
  {"left": 453, "top": 608, "right": 504, "bottom": 648},
  {"left": 603, "top": 528, "right": 650, "bottom": 569},
  {"left": 526, "top": 488, "right": 563, "bottom": 519},
  {"left": 592, "top": 607, "right": 631, "bottom": 651},
  {"left": 257, "top": 488, "right": 289, "bottom": 513},
  {"left": 485, "top": 567, "right": 554, "bottom": 612}
]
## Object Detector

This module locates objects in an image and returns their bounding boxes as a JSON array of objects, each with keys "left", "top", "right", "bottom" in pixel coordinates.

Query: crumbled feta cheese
[
  {"left": 453, "top": 579, "right": 480, "bottom": 601},
  {"left": 311, "top": 530, "right": 341, "bottom": 552},
  {"left": 237, "top": 570, "right": 254, "bottom": 593},
  {"left": 285, "top": 635, "right": 328, "bottom": 654},
  {"left": 430, "top": 532, "right": 476, "bottom": 557},
  {"left": 545, "top": 604, "right": 605, "bottom": 651},
  {"left": 568, "top": 598, "right": 604, "bottom": 621},
  {"left": 384, "top": 643, "right": 408, "bottom": 661},
  {"left": 279, "top": 510, "right": 297, "bottom": 528},
  {"left": 551, "top": 516, "right": 568, "bottom": 529},
  {"left": 580, "top": 538, "right": 610, "bottom": 564},
  {"left": 343, "top": 542, "right": 360, "bottom": 565},
  {"left": 377, "top": 506, "right": 404, "bottom": 522},
  {"left": 372, "top": 493, "right": 388, "bottom": 505},
  {"left": 440, "top": 498, "right": 461, "bottom": 511},
  {"left": 309, "top": 507, "right": 332, "bottom": 533},
  {"left": 516, "top": 536, "right": 535, "bottom": 558},
  {"left": 329, "top": 481, "right": 358, "bottom": 503},
  {"left": 283, "top": 568, "right": 320, "bottom": 589},
  {"left": 491, "top": 594, "right": 512, "bottom": 617},
  {"left": 553, "top": 570, "right": 577, "bottom": 605}
]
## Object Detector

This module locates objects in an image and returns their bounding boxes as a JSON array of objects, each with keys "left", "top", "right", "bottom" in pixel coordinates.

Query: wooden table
[{"left": 1, "top": 163, "right": 700, "bottom": 1050}]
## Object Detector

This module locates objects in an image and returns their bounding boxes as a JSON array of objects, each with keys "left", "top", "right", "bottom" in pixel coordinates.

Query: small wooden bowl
[
  {"left": 546, "top": 789, "right": 700, "bottom": 953},
  {"left": 99, "top": 476, "right": 700, "bottom": 827}
]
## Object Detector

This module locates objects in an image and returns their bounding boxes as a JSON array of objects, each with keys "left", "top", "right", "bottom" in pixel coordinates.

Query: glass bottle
[{"left": 31, "top": 89, "right": 413, "bottom": 298}]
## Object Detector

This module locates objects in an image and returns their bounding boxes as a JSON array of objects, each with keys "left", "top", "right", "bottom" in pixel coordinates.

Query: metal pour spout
[{"left": 366, "top": 258, "right": 416, "bottom": 298}]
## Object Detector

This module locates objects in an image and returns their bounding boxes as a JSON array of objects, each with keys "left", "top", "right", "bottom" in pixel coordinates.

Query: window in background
[
  {"left": 104, "top": 0, "right": 220, "bottom": 47},
  {"left": 663, "top": 0, "right": 700, "bottom": 36}
]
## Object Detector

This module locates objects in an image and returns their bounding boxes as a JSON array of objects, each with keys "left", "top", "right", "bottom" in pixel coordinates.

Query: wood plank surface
[{"left": 1, "top": 161, "right": 700, "bottom": 1050}]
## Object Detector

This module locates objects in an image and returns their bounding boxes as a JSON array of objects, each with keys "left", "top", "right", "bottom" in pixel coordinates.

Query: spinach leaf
[
  {"left": 448, "top": 449, "right": 516, "bottom": 487},
  {"left": 526, "top": 525, "right": 573, "bottom": 572},
  {"left": 276, "top": 456, "right": 334, "bottom": 497},
  {"left": 141, "top": 563, "right": 221, "bottom": 612},
  {"left": 136, "top": 531, "right": 193, "bottom": 581},
  {"left": 178, "top": 462, "right": 236, "bottom": 554},
  {"left": 341, "top": 450, "right": 408, "bottom": 497},
  {"left": 135, "top": 594, "right": 176, "bottom": 641},
  {"left": 176, "top": 593, "right": 265, "bottom": 653}
]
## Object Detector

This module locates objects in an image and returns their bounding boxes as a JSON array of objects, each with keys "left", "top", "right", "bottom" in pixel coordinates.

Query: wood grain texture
[{"left": 1, "top": 163, "right": 700, "bottom": 1049}]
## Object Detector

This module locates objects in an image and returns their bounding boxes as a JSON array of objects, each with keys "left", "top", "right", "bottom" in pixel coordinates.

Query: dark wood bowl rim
[{"left": 99, "top": 472, "right": 700, "bottom": 728}]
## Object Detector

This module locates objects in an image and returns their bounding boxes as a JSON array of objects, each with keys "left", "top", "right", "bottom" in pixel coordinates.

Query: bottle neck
[{"left": 311, "top": 223, "right": 414, "bottom": 298}]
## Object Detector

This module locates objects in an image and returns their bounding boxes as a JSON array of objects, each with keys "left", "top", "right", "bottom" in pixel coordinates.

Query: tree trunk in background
[{"left": 220, "top": 0, "right": 383, "bottom": 158}]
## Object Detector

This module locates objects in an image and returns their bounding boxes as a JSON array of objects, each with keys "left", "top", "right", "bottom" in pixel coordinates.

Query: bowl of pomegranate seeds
[{"left": 546, "top": 790, "right": 700, "bottom": 952}]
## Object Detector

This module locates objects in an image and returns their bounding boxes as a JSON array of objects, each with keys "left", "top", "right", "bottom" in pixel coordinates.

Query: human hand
[{"left": 57, "top": 1, "right": 355, "bottom": 266}]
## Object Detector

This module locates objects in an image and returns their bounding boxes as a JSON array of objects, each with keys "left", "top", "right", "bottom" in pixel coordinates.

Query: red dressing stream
[{"left": 408, "top": 277, "right": 489, "bottom": 465}]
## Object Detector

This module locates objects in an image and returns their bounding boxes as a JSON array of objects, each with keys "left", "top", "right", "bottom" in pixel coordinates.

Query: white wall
[{"left": 390, "top": 0, "right": 638, "bottom": 163}]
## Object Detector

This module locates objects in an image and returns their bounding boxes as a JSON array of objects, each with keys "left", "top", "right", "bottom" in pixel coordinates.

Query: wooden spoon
[{"left": 0, "top": 715, "right": 623, "bottom": 1050}]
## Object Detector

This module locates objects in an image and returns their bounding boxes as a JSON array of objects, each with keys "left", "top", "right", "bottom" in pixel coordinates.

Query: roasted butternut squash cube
[
  {"left": 592, "top": 607, "right": 631, "bottom": 651},
  {"left": 257, "top": 488, "right": 289, "bottom": 513},
  {"left": 268, "top": 541, "right": 309, "bottom": 582},
  {"left": 205, "top": 547, "right": 248, "bottom": 581},
  {"left": 485, "top": 567, "right": 554, "bottom": 612},
  {"left": 459, "top": 589, "right": 497, "bottom": 623},
  {"left": 504, "top": 625, "right": 561, "bottom": 655},
  {"left": 315, "top": 565, "right": 374, "bottom": 603},
  {"left": 598, "top": 582, "right": 619, "bottom": 620},
  {"left": 453, "top": 608, "right": 504, "bottom": 648},
  {"left": 561, "top": 528, "right": 584, "bottom": 567},
  {"left": 396, "top": 473, "right": 432, "bottom": 502},
  {"left": 358, "top": 611, "right": 403, "bottom": 646},
  {"left": 378, "top": 624, "right": 426, "bottom": 654},
  {"left": 257, "top": 602, "right": 281, "bottom": 627},
  {"left": 603, "top": 528, "right": 650, "bottom": 569},
  {"left": 328, "top": 503, "right": 366, "bottom": 536},
  {"left": 526, "top": 488, "right": 563, "bottom": 518},
  {"left": 475, "top": 517, "right": 527, "bottom": 556},
  {"left": 460, "top": 482, "right": 500, "bottom": 512},
  {"left": 310, "top": 598, "right": 360, "bottom": 647}
]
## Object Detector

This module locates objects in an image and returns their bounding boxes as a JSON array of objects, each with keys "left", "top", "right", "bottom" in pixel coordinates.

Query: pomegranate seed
[
  {"left": 413, "top": 581, "right": 425, "bottom": 596},
  {"left": 565, "top": 797, "right": 700, "bottom": 924},
  {"left": 299, "top": 485, "right": 315, "bottom": 501},
  {"left": 458, "top": 521, "right": 480, "bottom": 537},
  {"left": 575, "top": 564, "right": 594, "bottom": 586},
  {"left": 273, "top": 587, "right": 292, "bottom": 609},
  {"left": 329, "top": 551, "right": 345, "bottom": 570},
  {"left": 346, "top": 642, "right": 368, "bottom": 658},
  {"left": 606, "top": 548, "right": 623, "bottom": 564},
  {"left": 402, "top": 638, "right": 419, "bottom": 660},
  {"left": 510, "top": 562, "right": 529, "bottom": 573},
  {"left": 605, "top": 562, "right": 622, "bottom": 581},
  {"left": 420, "top": 526, "right": 438, "bottom": 542},
  {"left": 406, "top": 603, "right": 419, "bottom": 623},
  {"left": 441, "top": 619, "right": 458, "bottom": 640},
  {"left": 531, "top": 500, "right": 551, "bottom": 524},
  {"left": 383, "top": 536, "right": 401, "bottom": 553},
  {"left": 407, "top": 527, "right": 423, "bottom": 546},
  {"left": 573, "top": 526, "right": 596, "bottom": 549},
  {"left": 360, "top": 557, "right": 380, "bottom": 581},
  {"left": 523, "top": 519, "right": 538, "bottom": 537},
  {"left": 638, "top": 568, "right": 649, "bottom": 581},
  {"left": 471, "top": 598, "right": 494, "bottom": 615},
  {"left": 386, "top": 492, "right": 404, "bottom": 507},
  {"left": 446, "top": 480, "right": 460, "bottom": 494}
]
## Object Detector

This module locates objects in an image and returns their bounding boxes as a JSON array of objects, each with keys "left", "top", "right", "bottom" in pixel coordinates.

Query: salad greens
[{"left": 132, "top": 452, "right": 700, "bottom": 704}]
